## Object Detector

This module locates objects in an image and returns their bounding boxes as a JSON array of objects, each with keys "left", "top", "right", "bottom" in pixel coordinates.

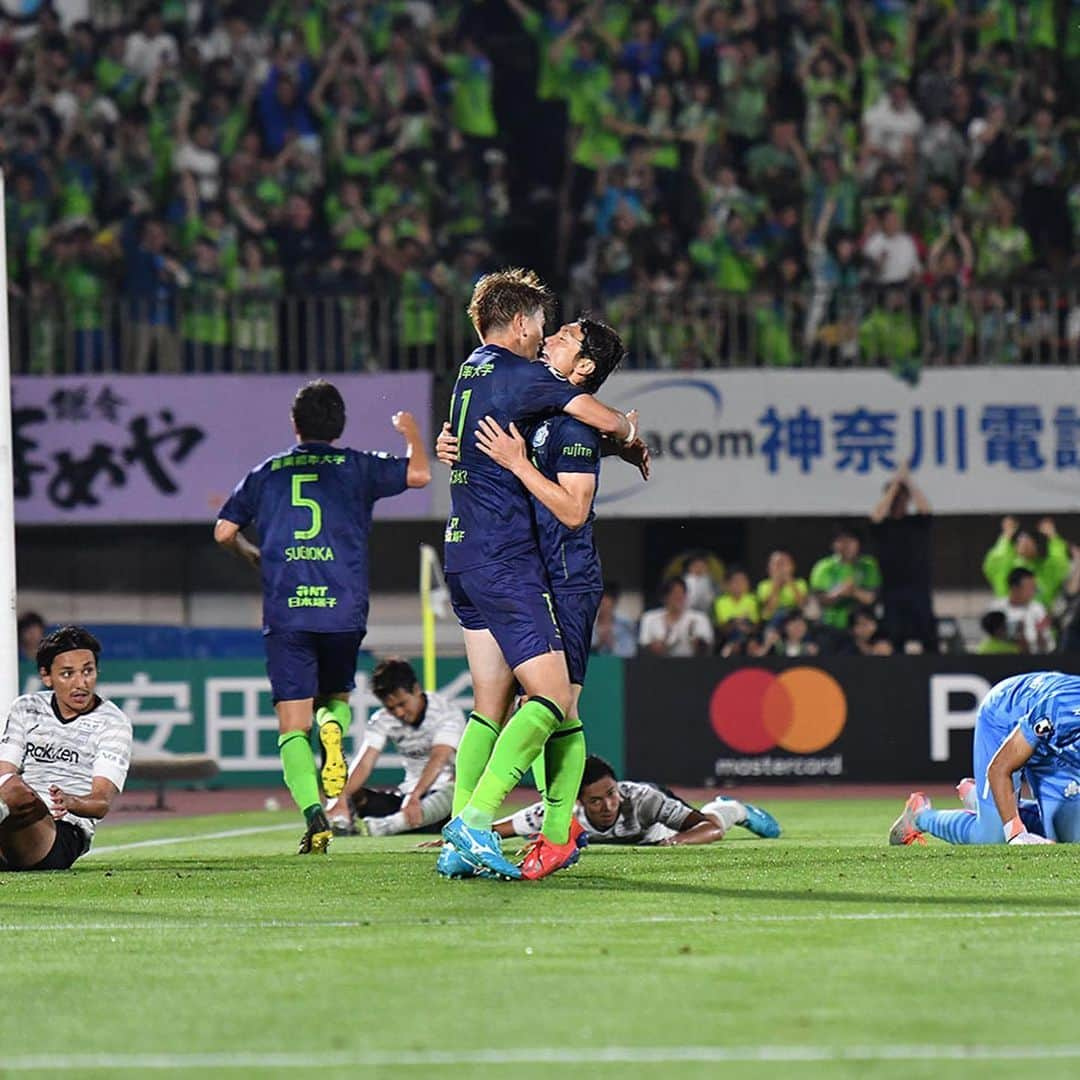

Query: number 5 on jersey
[{"left": 291, "top": 474, "right": 322, "bottom": 540}]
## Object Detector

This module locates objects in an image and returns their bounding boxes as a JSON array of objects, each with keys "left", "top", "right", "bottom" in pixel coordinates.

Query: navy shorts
[
  {"left": 553, "top": 588, "right": 603, "bottom": 686},
  {"left": 448, "top": 555, "right": 563, "bottom": 672},
  {"left": 264, "top": 629, "right": 364, "bottom": 703}
]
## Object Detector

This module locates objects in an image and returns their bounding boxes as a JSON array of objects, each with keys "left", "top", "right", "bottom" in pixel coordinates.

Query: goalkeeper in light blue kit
[{"left": 890, "top": 672, "right": 1080, "bottom": 847}]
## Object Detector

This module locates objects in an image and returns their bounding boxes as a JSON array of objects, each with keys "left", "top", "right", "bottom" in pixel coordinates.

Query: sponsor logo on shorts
[
  {"left": 25, "top": 742, "right": 80, "bottom": 764},
  {"left": 709, "top": 667, "right": 847, "bottom": 778}
]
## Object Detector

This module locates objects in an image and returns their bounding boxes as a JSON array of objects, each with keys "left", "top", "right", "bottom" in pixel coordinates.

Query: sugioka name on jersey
[{"left": 284, "top": 544, "right": 336, "bottom": 562}]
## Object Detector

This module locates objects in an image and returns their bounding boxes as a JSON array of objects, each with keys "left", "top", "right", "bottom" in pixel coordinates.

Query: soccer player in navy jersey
[
  {"left": 438, "top": 269, "right": 639, "bottom": 879},
  {"left": 215, "top": 380, "right": 431, "bottom": 854},
  {"left": 439, "top": 316, "right": 648, "bottom": 878}
]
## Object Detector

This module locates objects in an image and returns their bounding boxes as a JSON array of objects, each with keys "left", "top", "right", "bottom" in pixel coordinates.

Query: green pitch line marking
[{"left": 6, "top": 1045, "right": 1080, "bottom": 1070}]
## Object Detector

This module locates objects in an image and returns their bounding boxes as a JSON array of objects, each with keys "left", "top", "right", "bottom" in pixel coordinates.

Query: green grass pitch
[{"left": 4, "top": 797, "right": 1080, "bottom": 1080}]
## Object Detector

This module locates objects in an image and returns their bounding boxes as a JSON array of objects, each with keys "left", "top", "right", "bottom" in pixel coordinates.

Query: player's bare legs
[
  {"left": 275, "top": 699, "right": 332, "bottom": 854},
  {"left": 0, "top": 774, "right": 57, "bottom": 868}
]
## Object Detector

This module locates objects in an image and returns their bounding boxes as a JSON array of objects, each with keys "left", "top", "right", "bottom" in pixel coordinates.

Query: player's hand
[
  {"left": 1001, "top": 515, "right": 1019, "bottom": 538},
  {"left": 402, "top": 795, "right": 423, "bottom": 829},
  {"left": 1038, "top": 516, "right": 1057, "bottom": 538},
  {"left": 392, "top": 411, "right": 419, "bottom": 438},
  {"left": 617, "top": 436, "right": 650, "bottom": 481},
  {"left": 1008, "top": 831, "right": 1055, "bottom": 845},
  {"left": 48, "top": 785, "right": 72, "bottom": 819},
  {"left": 415, "top": 838, "right": 442, "bottom": 850},
  {"left": 435, "top": 421, "right": 459, "bottom": 466},
  {"left": 475, "top": 416, "right": 527, "bottom": 473},
  {"left": 243, "top": 545, "right": 261, "bottom": 569}
]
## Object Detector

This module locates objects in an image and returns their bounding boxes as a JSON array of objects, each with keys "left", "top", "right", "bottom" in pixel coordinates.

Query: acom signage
[{"left": 624, "top": 655, "right": 1079, "bottom": 785}]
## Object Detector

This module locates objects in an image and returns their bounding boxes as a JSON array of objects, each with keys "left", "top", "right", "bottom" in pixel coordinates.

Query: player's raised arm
[
  {"left": 392, "top": 411, "right": 432, "bottom": 488},
  {"left": 987, "top": 726, "right": 1051, "bottom": 844}
]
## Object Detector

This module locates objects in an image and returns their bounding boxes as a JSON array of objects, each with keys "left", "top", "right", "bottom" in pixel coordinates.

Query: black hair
[
  {"left": 1007, "top": 566, "right": 1035, "bottom": 589},
  {"left": 291, "top": 379, "right": 346, "bottom": 442},
  {"left": 371, "top": 657, "right": 421, "bottom": 700},
  {"left": 852, "top": 605, "right": 877, "bottom": 625},
  {"left": 37, "top": 625, "right": 101, "bottom": 673},
  {"left": 580, "top": 754, "right": 617, "bottom": 791},
  {"left": 981, "top": 610, "right": 1007, "bottom": 637},
  {"left": 17, "top": 611, "right": 45, "bottom": 636},
  {"left": 833, "top": 523, "right": 862, "bottom": 543},
  {"left": 663, "top": 575, "right": 688, "bottom": 598},
  {"left": 576, "top": 317, "right": 626, "bottom": 394}
]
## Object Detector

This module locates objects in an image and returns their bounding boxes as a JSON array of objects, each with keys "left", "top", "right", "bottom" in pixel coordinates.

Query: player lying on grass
[
  {"left": 435, "top": 315, "right": 648, "bottom": 879},
  {"left": 496, "top": 755, "right": 781, "bottom": 847},
  {"left": 438, "top": 269, "right": 641, "bottom": 880},
  {"left": 215, "top": 380, "right": 430, "bottom": 855},
  {"left": 326, "top": 658, "right": 465, "bottom": 837},
  {"left": 0, "top": 626, "right": 132, "bottom": 871},
  {"left": 890, "top": 671, "right": 1080, "bottom": 846}
]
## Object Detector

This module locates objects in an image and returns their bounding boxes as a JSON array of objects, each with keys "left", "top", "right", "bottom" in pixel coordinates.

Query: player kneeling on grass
[
  {"left": 890, "top": 671, "right": 1080, "bottom": 847},
  {"left": 0, "top": 626, "right": 132, "bottom": 871},
  {"left": 326, "top": 659, "right": 465, "bottom": 837},
  {"left": 495, "top": 755, "right": 781, "bottom": 847}
]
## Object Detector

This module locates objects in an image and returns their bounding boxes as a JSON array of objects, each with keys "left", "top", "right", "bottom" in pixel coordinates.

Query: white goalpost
[{"left": 0, "top": 170, "right": 19, "bottom": 704}]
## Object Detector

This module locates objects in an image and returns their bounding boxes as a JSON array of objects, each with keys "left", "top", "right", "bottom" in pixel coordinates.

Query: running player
[
  {"left": 215, "top": 380, "right": 430, "bottom": 854},
  {"left": 326, "top": 658, "right": 465, "bottom": 837},
  {"left": 438, "top": 269, "right": 639, "bottom": 879},
  {"left": 440, "top": 315, "right": 648, "bottom": 878},
  {"left": 0, "top": 626, "right": 133, "bottom": 871},
  {"left": 496, "top": 755, "right": 782, "bottom": 847},
  {"left": 889, "top": 671, "right": 1076, "bottom": 846}
]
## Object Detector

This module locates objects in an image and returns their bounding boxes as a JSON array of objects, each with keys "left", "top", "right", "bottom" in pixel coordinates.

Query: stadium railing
[{"left": 9, "top": 282, "right": 1080, "bottom": 375}]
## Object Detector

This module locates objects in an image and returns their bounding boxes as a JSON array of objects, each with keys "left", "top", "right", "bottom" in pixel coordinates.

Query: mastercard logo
[{"left": 709, "top": 667, "right": 847, "bottom": 754}]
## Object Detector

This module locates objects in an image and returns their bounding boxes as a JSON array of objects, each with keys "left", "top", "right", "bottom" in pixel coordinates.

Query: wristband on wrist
[
  {"left": 622, "top": 416, "right": 637, "bottom": 446},
  {"left": 1003, "top": 815, "right": 1025, "bottom": 842}
]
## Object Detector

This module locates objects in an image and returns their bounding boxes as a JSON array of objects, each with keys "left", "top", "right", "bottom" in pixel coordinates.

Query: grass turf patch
[{"left": 3, "top": 798, "right": 1079, "bottom": 1079}]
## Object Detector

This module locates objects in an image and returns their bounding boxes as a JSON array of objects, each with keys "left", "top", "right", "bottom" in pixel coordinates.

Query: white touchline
[
  {"left": 89, "top": 823, "right": 299, "bottom": 855},
  {"left": 3, "top": 909, "right": 1080, "bottom": 933},
  {"left": 5, "top": 1045, "right": 1080, "bottom": 1070}
]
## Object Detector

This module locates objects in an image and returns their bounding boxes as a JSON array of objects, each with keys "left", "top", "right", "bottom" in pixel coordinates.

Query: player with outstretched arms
[
  {"left": 496, "top": 756, "right": 781, "bottom": 847},
  {"left": 438, "top": 269, "right": 639, "bottom": 879},
  {"left": 215, "top": 380, "right": 431, "bottom": 854},
  {"left": 437, "top": 315, "right": 649, "bottom": 877},
  {"left": 890, "top": 671, "right": 1080, "bottom": 846},
  {"left": 326, "top": 658, "right": 465, "bottom": 837},
  {"left": 0, "top": 626, "right": 132, "bottom": 871}
]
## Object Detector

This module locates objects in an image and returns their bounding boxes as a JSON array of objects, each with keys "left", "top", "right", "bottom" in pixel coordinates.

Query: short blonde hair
[{"left": 467, "top": 268, "right": 555, "bottom": 338}]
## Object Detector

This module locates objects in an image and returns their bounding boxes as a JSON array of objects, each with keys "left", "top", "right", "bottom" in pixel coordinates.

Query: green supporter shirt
[
  {"left": 976, "top": 637, "right": 1020, "bottom": 656},
  {"left": 860, "top": 54, "right": 910, "bottom": 110},
  {"left": 982, "top": 534, "right": 1071, "bottom": 609},
  {"left": 756, "top": 579, "right": 809, "bottom": 613},
  {"left": 809, "top": 554, "right": 882, "bottom": 629},
  {"left": 520, "top": 8, "right": 571, "bottom": 101},
  {"left": 689, "top": 235, "right": 755, "bottom": 293},
  {"left": 58, "top": 262, "right": 106, "bottom": 331},
  {"left": 714, "top": 592, "right": 761, "bottom": 627},
  {"left": 858, "top": 309, "right": 919, "bottom": 376},
  {"left": 755, "top": 304, "right": 795, "bottom": 366},
  {"left": 182, "top": 270, "right": 230, "bottom": 346},
  {"left": 977, "top": 225, "right": 1033, "bottom": 279},
  {"left": 444, "top": 53, "right": 497, "bottom": 139},
  {"left": 977, "top": 0, "right": 1018, "bottom": 50},
  {"left": 228, "top": 265, "right": 283, "bottom": 352}
]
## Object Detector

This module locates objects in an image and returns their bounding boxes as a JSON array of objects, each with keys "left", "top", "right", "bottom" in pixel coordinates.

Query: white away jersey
[
  {"left": 507, "top": 781, "right": 695, "bottom": 844},
  {"left": 360, "top": 691, "right": 465, "bottom": 794},
  {"left": 0, "top": 692, "right": 133, "bottom": 840}
]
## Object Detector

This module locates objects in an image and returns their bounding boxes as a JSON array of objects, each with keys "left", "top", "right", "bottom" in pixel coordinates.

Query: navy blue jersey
[
  {"left": 527, "top": 414, "right": 603, "bottom": 595},
  {"left": 219, "top": 442, "right": 408, "bottom": 633},
  {"left": 444, "top": 344, "right": 584, "bottom": 573}
]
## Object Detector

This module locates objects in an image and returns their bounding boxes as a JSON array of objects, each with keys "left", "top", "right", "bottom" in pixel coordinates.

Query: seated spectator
[
  {"left": 756, "top": 549, "right": 809, "bottom": 627},
  {"left": 713, "top": 567, "right": 760, "bottom": 656},
  {"left": 810, "top": 526, "right": 882, "bottom": 635},
  {"left": 759, "top": 609, "right": 819, "bottom": 658},
  {"left": 988, "top": 567, "right": 1053, "bottom": 654},
  {"left": 975, "top": 610, "right": 1021, "bottom": 656},
  {"left": 17, "top": 611, "right": 46, "bottom": 663},
  {"left": 591, "top": 581, "right": 637, "bottom": 659},
  {"left": 682, "top": 552, "right": 719, "bottom": 617},
  {"left": 848, "top": 606, "right": 894, "bottom": 656},
  {"left": 639, "top": 577, "right": 713, "bottom": 657},
  {"left": 982, "top": 516, "right": 1071, "bottom": 610}
]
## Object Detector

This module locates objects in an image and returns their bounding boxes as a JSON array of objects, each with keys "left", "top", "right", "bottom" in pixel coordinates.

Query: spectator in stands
[
  {"left": 975, "top": 610, "right": 1021, "bottom": 656},
  {"left": 862, "top": 209, "right": 921, "bottom": 286},
  {"left": 868, "top": 465, "right": 936, "bottom": 653},
  {"left": 766, "top": 609, "right": 819, "bottom": 658},
  {"left": 591, "top": 581, "right": 637, "bottom": 659},
  {"left": 681, "top": 553, "right": 718, "bottom": 618},
  {"left": 858, "top": 286, "right": 920, "bottom": 384},
  {"left": 983, "top": 516, "right": 1071, "bottom": 611},
  {"left": 810, "top": 525, "right": 882, "bottom": 637},
  {"left": 17, "top": 612, "right": 46, "bottom": 664},
  {"left": 847, "top": 606, "right": 894, "bottom": 656},
  {"left": 989, "top": 567, "right": 1053, "bottom": 655},
  {"left": 756, "top": 549, "right": 808, "bottom": 628},
  {"left": 713, "top": 567, "right": 760, "bottom": 657},
  {"left": 1057, "top": 548, "right": 1080, "bottom": 654},
  {"left": 639, "top": 577, "right": 713, "bottom": 658}
]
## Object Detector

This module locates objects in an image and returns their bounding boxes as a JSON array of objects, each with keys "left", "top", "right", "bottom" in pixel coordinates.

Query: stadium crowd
[{"left": 0, "top": 1, "right": 1077, "bottom": 373}]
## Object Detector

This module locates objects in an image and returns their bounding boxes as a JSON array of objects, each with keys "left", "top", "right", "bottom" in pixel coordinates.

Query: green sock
[
  {"left": 452, "top": 712, "right": 500, "bottom": 816},
  {"left": 531, "top": 748, "right": 547, "bottom": 802},
  {"left": 278, "top": 731, "right": 321, "bottom": 816},
  {"left": 315, "top": 698, "right": 352, "bottom": 737},
  {"left": 539, "top": 716, "right": 586, "bottom": 845},
  {"left": 463, "top": 697, "right": 564, "bottom": 830}
]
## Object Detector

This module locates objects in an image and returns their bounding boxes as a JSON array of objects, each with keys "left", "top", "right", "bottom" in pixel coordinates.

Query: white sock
[
  {"left": 0, "top": 796, "right": 9, "bottom": 825},
  {"left": 364, "top": 811, "right": 407, "bottom": 837},
  {"left": 700, "top": 797, "right": 744, "bottom": 834}
]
